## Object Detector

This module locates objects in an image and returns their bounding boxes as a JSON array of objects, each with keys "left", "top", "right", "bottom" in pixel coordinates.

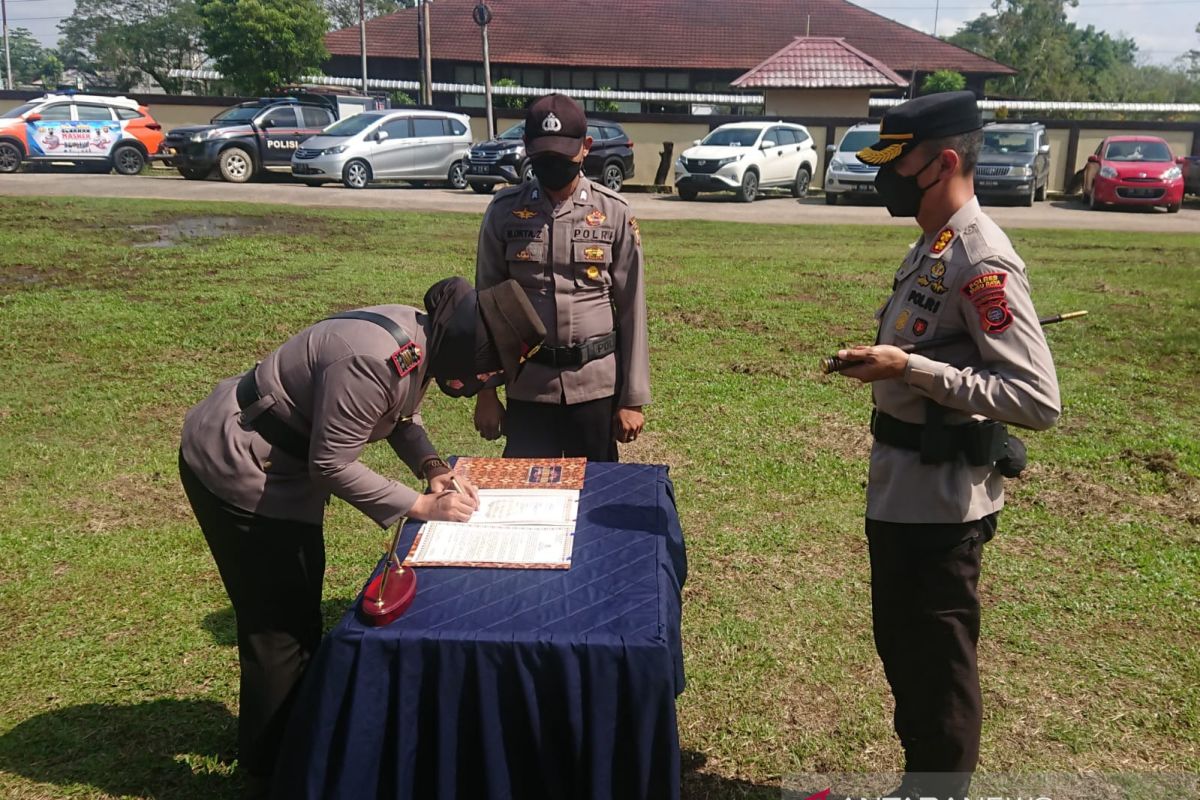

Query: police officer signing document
[
  {"left": 178, "top": 277, "right": 544, "bottom": 797},
  {"left": 473, "top": 94, "right": 651, "bottom": 461},
  {"left": 836, "top": 92, "right": 1061, "bottom": 798}
]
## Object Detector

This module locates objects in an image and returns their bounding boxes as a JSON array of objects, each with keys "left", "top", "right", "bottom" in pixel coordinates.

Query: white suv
[
  {"left": 675, "top": 121, "right": 818, "bottom": 202},
  {"left": 824, "top": 123, "right": 881, "bottom": 205}
]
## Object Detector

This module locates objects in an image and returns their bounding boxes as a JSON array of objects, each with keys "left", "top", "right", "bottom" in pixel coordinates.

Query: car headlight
[
  {"left": 717, "top": 155, "right": 743, "bottom": 167},
  {"left": 190, "top": 132, "right": 206, "bottom": 143},
  {"left": 675, "top": 157, "right": 684, "bottom": 169},
  {"left": 321, "top": 145, "right": 348, "bottom": 155},
  {"left": 829, "top": 158, "right": 845, "bottom": 170},
  {"left": 1009, "top": 165, "right": 1032, "bottom": 177},
  {"left": 1161, "top": 166, "right": 1182, "bottom": 180},
  {"left": 1099, "top": 166, "right": 1118, "bottom": 179}
]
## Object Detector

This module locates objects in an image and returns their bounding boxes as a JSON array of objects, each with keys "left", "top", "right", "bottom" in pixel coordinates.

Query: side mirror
[
  {"left": 692, "top": 139, "right": 701, "bottom": 146},
  {"left": 1038, "top": 144, "right": 1050, "bottom": 154},
  {"left": 25, "top": 113, "right": 42, "bottom": 122},
  {"left": 825, "top": 143, "right": 836, "bottom": 154},
  {"left": 1177, "top": 156, "right": 1186, "bottom": 165},
  {"left": 1087, "top": 154, "right": 1100, "bottom": 164},
  {"left": 375, "top": 129, "right": 390, "bottom": 143},
  {"left": 761, "top": 140, "right": 776, "bottom": 150}
]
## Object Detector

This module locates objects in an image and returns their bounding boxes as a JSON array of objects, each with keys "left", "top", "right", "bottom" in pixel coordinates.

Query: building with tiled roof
[
  {"left": 732, "top": 36, "right": 909, "bottom": 116},
  {"left": 325, "top": 0, "right": 1013, "bottom": 112}
]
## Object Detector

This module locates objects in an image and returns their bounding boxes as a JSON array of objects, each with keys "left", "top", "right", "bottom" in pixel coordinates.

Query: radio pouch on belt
[{"left": 920, "top": 400, "right": 957, "bottom": 464}]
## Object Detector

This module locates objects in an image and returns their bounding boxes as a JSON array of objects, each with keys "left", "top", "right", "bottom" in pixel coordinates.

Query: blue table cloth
[{"left": 273, "top": 462, "right": 687, "bottom": 800}]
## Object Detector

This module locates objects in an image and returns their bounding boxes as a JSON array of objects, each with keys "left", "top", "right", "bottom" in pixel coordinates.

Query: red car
[{"left": 1082, "top": 135, "right": 1185, "bottom": 213}]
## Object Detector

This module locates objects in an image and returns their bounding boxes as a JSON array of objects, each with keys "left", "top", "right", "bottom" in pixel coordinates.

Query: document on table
[
  {"left": 402, "top": 489, "right": 579, "bottom": 569},
  {"left": 403, "top": 522, "right": 574, "bottom": 569}
]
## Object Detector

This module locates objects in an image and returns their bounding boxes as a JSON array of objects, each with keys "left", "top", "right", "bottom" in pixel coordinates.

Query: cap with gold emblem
[
  {"left": 857, "top": 90, "right": 982, "bottom": 166},
  {"left": 524, "top": 93, "right": 588, "bottom": 158}
]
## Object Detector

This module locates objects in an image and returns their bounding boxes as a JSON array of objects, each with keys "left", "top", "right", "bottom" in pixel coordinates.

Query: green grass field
[{"left": 0, "top": 196, "right": 1197, "bottom": 799}]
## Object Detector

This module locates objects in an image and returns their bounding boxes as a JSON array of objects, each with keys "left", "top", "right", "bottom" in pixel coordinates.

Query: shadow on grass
[
  {"left": 0, "top": 699, "right": 240, "bottom": 800},
  {"left": 682, "top": 750, "right": 779, "bottom": 799},
  {"left": 201, "top": 598, "right": 361, "bottom": 647}
]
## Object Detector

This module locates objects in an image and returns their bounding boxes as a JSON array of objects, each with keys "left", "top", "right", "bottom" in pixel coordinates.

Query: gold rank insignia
[
  {"left": 931, "top": 261, "right": 946, "bottom": 278},
  {"left": 512, "top": 208, "right": 538, "bottom": 220},
  {"left": 586, "top": 265, "right": 601, "bottom": 280},
  {"left": 584, "top": 246, "right": 605, "bottom": 261},
  {"left": 629, "top": 217, "right": 641, "bottom": 247},
  {"left": 895, "top": 308, "right": 912, "bottom": 331},
  {"left": 585, "top": 209, "right": 606, "bottom": 227},
  {"left": 930, "top": 227, "right": 954, "bottom": 255}
]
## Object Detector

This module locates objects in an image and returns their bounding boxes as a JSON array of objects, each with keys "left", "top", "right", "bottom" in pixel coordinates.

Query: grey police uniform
[
  {"left": 181, "top": 305, "right": 437, "bottom": 527},
  {"left": 869, "top": 196, "right": 1062, "bottom": 523}
]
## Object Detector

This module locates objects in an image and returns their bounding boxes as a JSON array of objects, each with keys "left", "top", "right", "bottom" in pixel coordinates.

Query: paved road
[{"left": 2, "top": 171, "right": 1197, "bottom": 233}]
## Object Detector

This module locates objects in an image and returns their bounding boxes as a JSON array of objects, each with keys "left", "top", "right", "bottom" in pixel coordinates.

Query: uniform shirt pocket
[
  {"left": 572, "top": 242, "right": 612, "bottom": 288},
  {"left": 890, "top": 294, "right": 944, "bottom": 346},
  {"left": 505, "top": 240, "right": 548, "bottom": 291}
]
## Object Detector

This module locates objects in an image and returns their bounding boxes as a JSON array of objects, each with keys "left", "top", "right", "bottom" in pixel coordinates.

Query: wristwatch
[{"left": 420, "top": 456, "right": 451, "bottom": 482}]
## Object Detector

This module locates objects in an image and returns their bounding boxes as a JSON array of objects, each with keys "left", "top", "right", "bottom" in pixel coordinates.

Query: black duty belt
[
  {"left": 236, "top": 370, "right": 310, "bottom": 460},
  {"left": 235, "top": 310, "right": 419, "bottom": 461},
  {"left": 871, "top": 408, "right": 1011, "bottom": 468},
  {"left": 530, "top": 331, "right": 617, "bottom": 368}
]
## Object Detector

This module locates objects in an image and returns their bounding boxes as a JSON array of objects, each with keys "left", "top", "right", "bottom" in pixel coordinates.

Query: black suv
[
  {"left": 159, "top": 90, "right": 382, "bottom": 183},
  {"left": 464, "top": 120, "right": 635, "bottom": 193},
  {"left": 974, "top": 123, "right": 1050, "bottom": 206}
]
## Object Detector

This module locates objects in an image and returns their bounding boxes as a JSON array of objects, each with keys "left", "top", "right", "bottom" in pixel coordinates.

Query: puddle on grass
[{"left": 129, "top": 216, "right": 260, "bottom": 248}]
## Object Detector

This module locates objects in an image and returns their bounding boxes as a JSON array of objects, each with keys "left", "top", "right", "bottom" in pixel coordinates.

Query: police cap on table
[{"left": 857, "top": 91, "right": 982, "bottom": 167}]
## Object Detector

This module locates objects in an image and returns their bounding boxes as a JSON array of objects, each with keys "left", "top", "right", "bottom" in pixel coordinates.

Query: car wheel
[
  {"left": 469, "top": 182, "right": 496, "bottom": 194},
  {"left": 179, "top": 167, "right": 209, "bottom": 180},
  {"left": 447, "top": 161, "right": 467, "bottom": 190},
  {"left": 825, "top": 191, "right": 838, "bottom": 205},
  {"left": 677, "top": 187, "right": 698, "bottom": 201},
  {"left": 342, "top": 159, "right": 371, "bottom": 190},
  {"left": 218, "top": 147, "right": 255, "bottom": 183},
  {"left": 112, "top": 145, "right": 145, "bottom": 176},
  {"left": 792, "top": 166, "right": 811, "bottom": 198},
  {"left": 602, "top": 162, "right": 624, "bottom": 192},
  {"left": 1166, "top": 202, "right": 1181, "bottom": 213},
  {"left": 520, "top": 162, "right": 535, "bottom": 183},
  {"left": 1021, "top": 181, "right": 1035, "bottom": 207},
  {"left": 1035, "top": 180, "right": 1047, "bottom": 201},
  {"left": 736, "top": 170, "right": 758, "bottom": 203},
  {"left": 0, "top": 141, "right": 23, "bottom": 173}
]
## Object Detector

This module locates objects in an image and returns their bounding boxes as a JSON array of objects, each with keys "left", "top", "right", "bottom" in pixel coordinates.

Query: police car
[
  {"left": 0, "top": 92, "right": 164, "bottom": 175},
  {"left": 159, "top": 90, "right": 381, "bottom": 183}
]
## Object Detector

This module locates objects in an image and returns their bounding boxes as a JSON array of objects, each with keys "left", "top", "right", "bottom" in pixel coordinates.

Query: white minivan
[
  {"left": 292, "top": 109, "right": 472, "bottom": 189},
  {"left": 674, "top": 121, "right": 818, "bottom": 202}
]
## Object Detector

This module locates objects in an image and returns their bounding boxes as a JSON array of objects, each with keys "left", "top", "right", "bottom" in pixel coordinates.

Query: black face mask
[
  {"left": 531, "top": 156, "right": 582, "bottom": 190},
  {"left": 875, "top": 154, "right": 942, "bottom": 218}
]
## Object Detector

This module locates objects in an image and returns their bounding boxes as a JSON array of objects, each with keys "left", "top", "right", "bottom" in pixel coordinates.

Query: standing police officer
[
  {"left": 836, "top": 92, "right": 1061, "bottom": 798},
  {"left": 178, "top": 277, "right": 543, "bottom": 798},
  {"left": 473, "top": 93, "right": 650, "bottom": 461}
]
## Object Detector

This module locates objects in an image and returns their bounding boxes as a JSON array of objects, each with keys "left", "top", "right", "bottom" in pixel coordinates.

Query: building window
[
  {"left": 550, "top": 70, "right": 570, "bottom": 88},
  {"left": 523, "top": 68, "right": 546, "bottom": 87},
  {"left": 668, "top": 72, "right": 690, "bottom": 90},
  {"left": 572, "top": 71, "right": 594, "bottom": 89},
  {"left": 596, "top": 71, "right": 618, "bottom": 91},
  {"left": 617, "top": 72, "right": 640, "bottom": 90},
  {"left": 454, "top": 65, "right": 476, "bottom": 84},
  {"left": 644, "top": 72, "right": 667, "bottom": 90}
]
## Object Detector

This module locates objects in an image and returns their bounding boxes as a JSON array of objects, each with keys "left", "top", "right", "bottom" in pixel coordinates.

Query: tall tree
[
  {"left": 322, "top": 0, "right": 412, "bottom": 32},
  {"left": 4, "top": 28, "right": 47, "bottom": 87},
  {"left": 198, "top": 0, "right": 329, "bottom": 94},
  {"left": 57, "top": 0, "right": 207, "bottom": 93}
]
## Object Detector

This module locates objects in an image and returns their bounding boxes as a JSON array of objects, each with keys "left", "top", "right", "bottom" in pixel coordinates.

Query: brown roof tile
[
  {"left": 327, "top": 0, "right": 1015, "bottom": 77},
  {"left": 732, "top": 36, "right": 909, "bottom": 89}
]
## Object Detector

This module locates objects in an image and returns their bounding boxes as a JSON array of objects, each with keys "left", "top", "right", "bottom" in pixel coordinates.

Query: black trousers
[
  {"left": 866, "top": 514, "right": 997, "bottom": 784},
  {"left": 503, "top": 395, "right": 618, "bottom": 462},
  {"left": 178, "top": 453, "right": 325, "bottom": 781}
]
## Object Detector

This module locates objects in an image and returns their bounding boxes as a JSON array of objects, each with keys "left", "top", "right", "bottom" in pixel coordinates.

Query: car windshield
[
  {"left": 323, "top": 113, "right": 379, "bottom": 137},
  {"left": 838, "top": 130, "right": 880, "bottom": 153},
  {"left": 1, "top": 102, "right": 38, "bottom": 119},
  {"left": 211, "top": 105, "right": 261, "bottom": 124},
  {"left": 497, "top": 123, "right": 524, "bottom": 140},
  {"left": 1104, "top": 141, "right": 1172, "bottom": 162},
  {"left": 983, "top": 131, "right": 1036, "bottom": 154},
  {"left": 702, "top": 128, "right": 761, "bottom": 147}
]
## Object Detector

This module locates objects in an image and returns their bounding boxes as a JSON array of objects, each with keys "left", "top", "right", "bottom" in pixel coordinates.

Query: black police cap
[{"left": 857, "top": 90, "right": 982, "bottom": 166}]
